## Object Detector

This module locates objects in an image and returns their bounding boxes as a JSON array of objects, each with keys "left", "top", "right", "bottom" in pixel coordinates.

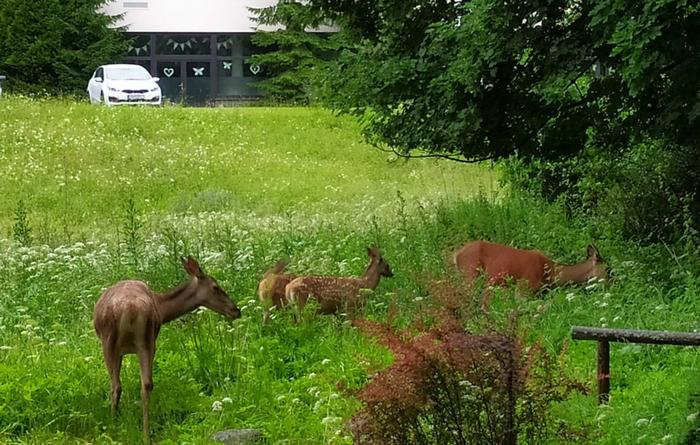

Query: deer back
[
  {"left": 285, "top": 247, "right": 393, "bottom": 315},
  {"left": 93, "top": 280, "right": 162, "bottom": 355},
  {"left": 454, "top": 240, "right": 608, "bottom": 293},
  {"left": 454, "top": 241, "right": 555, "bottom": 292},
  {"left": 285, "top": 275, "right": 367, "bottom": 314}
]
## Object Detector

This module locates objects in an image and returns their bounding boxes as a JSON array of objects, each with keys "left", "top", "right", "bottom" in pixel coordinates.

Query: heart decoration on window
[
  {"left": 163, "top": 67, "right": 175, "bottom": 77},
  {"left": 250, "top": 64, "right": 261, "bottom": 75}
]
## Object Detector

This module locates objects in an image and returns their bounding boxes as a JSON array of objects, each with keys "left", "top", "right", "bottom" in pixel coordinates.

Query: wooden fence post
[
  {"left": 571, "top": 326, "right": 700, "bottom": 405},
  {"left": 597, "top": 340, "right": 610, "bottom": 404}
]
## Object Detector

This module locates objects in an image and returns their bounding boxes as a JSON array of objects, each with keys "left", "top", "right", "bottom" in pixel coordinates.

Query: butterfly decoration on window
[
  {"left": 222, "top": 62, "right": 232, "bottom": 70},
  {"left": 192, "top": 67, "right": 205, "bottom": 76}
]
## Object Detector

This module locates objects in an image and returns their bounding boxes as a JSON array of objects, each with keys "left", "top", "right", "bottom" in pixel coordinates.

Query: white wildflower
[
  {"left": 212, "top": 401, "right": 223, "bottom": 411},
  {"left": 635, "top": 418, "right": 649, "bottom": 427},
  {"left": 222, "top": 397, "right": 233, "bottom": 404},
  {"left": 322, "top": 416, "right": 341, "bottom": 426}
]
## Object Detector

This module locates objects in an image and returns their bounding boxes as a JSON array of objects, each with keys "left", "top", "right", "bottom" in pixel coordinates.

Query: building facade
[{"left": 103, "top": 1, "right": 281, "bottom": 104}]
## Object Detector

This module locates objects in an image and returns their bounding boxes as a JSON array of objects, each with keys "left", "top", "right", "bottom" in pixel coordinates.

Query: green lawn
[
  {"left": 0, "top": 96, "right": 698, "bottom": 445},
  {"left": 0, "top": 96, "right": 496, "bottom": 239}
]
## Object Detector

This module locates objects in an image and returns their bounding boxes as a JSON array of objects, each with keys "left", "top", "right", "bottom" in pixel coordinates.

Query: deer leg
[
  {"left": 286, "top": 290, "right": 302, "bottom": 324},
  {"left": 137, "top": 345, "right": 155, "bottom": 444},
  {"left": 101, "top": 339, "right": 123, "bottom": 415}
]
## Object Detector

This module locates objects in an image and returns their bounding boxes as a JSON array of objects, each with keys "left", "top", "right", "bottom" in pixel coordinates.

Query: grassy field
[
  {"left": 0, "top": 96, "right": 494, "bottom": 239},
  {"left": 0, "top": 96, "right": 698, "bottom": 445}
]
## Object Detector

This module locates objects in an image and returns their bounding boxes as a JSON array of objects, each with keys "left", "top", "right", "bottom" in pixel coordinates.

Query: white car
[{"left": 87, "top": 64, "right": 161, "bottom": 106}]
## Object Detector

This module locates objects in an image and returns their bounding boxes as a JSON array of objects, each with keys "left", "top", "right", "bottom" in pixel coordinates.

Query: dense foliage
[
  {"left": 310, "top": 0, "right": 699, "bottom": 161},
  {"left": 249, "top": 1, "right": 343, "bottom": 103},
  {"left": 0, "top": 0, "right": 127, "bottom": 94},
  {"left": 306, "top": 0, "right": 700, "bottom": 242}
]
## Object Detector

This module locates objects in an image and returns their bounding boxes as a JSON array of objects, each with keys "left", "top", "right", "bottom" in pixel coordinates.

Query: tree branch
[{"left": 374, "top": 143, "right": 497, "bottom": 164}]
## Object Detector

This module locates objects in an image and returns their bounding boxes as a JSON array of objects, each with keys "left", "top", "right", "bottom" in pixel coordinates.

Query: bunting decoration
[
  {"left": 128, "top": 43, "right": 149, "bottom": 56},
  {"left": 167, "top": 37, "right": 194, "bottom": 52}
]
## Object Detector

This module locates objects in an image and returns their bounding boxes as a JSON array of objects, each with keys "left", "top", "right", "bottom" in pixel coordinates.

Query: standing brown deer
[
  {"left": 453, "top": 240, "right": 608, "bottom": 294},
  {"left": 258, "top": 260, "right": 297, "bottom": 324},
  {"left": 93, "top": 256, "right": 241, "bottom": 444},
  {"left": 284, "top": 247, "right": 394, "bottom": 319}
]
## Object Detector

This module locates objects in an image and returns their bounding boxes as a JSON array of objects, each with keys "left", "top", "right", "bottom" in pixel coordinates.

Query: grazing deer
[
  {"left": 285, "top": 247, "right": 394, "bottom": 319},
  {"left": 453, "top": 240, "right": 608, "bottom": 295},
  {"left": 93, "top": 256, "right": 241, "bottom": 444},
  {"left": 258, "top": 260, "right": 298, "bottom": 324}
]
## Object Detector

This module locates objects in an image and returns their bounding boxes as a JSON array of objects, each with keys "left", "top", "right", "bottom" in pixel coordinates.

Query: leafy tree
[
  {"left": 249, "top": 1, "right": 343, "bottom": 104},
  {"left": 310, "top": 0, "right": 700, "bottom": 164},
  {"left": 308, "top": 0, "right": 700, "bottom": 242},
  {"left": 0, "top": 0, "right": 128, "bottom": 94}
]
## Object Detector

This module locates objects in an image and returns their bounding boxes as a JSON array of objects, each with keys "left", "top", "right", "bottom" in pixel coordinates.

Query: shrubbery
[
  {"left": 349, "top": 280, "right": 589, "bottom": 445},
  {"left": 500, "top": 140, "right": 700, "bottom": 244}
]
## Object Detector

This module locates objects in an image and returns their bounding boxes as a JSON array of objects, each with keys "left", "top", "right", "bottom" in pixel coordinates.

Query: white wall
[{"left": 102, "top": 0, "right": 281, "bottom": 33}]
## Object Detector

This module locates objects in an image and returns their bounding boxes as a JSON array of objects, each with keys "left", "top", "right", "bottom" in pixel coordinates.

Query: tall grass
[{"left": 0, "top": 96, "right": 698, "bottom": 444}]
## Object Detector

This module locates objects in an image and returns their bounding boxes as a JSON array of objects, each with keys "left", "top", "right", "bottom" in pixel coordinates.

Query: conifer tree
[
  {"left": 0, "top": 0, "right": 128, "bottom": 94},
  {"left": 248, "top": 1, "right": 341, "bottom": 104}
]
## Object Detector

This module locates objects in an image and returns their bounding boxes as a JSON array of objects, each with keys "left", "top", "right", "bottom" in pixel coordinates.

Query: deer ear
[
  {"left": 367, "top": 246, "right": 378, "bottom": 257},
  {"left": 273, "top": 259, "right": 288, "bottom": 274},
  {"left": 182, "top": 256, "right": 203, "bottom": 277},
  {"left": 587, "top": 244, "right": 600, "bottom": 261}
]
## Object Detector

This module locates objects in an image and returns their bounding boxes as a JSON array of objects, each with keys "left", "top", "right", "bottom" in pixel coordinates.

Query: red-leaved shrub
[{"left": 350, "top": 310, "right": 586, "bottom": 445}]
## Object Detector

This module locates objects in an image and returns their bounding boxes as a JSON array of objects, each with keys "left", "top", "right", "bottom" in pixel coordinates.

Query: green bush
[{"left": 501, "top": 140, "right": 700, "bottom": 244}]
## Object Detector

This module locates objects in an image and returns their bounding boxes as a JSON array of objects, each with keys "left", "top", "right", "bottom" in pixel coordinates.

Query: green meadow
[{"left": 0, "top": 96, "right": 698, "bottom": 444}]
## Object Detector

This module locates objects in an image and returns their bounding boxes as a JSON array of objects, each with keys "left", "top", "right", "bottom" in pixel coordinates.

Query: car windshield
[{"left": 105, "top": 66, "right": 151, "bottom": 80}]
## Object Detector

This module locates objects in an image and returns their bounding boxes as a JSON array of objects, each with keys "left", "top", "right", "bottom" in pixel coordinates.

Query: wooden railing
[{"left": 571, "top": 326, "right": 700, "bottom": 404}]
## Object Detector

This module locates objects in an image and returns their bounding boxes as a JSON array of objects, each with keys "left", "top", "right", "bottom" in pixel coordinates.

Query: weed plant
[{"left": 0, "top": 96, "right": 698, "bottom": 444}]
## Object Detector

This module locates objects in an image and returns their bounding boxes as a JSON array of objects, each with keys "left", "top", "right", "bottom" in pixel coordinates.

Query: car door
[{"left": 88, "top": 67, "right": 104, "bottom": 102}]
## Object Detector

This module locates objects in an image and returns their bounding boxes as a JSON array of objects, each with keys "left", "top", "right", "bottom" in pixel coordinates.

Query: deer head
[
  {"left": 583, "top": 244, "right": 609, "bottom": 283},
  {"left": 182, "top": 256, "right": 241, "bottom": 320},
  {"left": 368, "top": 247, "right": 394, "bottom": 278}
]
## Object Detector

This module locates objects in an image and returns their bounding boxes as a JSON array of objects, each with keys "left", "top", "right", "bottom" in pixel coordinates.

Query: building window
[
  {"left": 216, "top": 36, "right": 239, "bottom": 57},
  {"left": 123, "top": 33, "right": 265, "bottom": 102}
]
